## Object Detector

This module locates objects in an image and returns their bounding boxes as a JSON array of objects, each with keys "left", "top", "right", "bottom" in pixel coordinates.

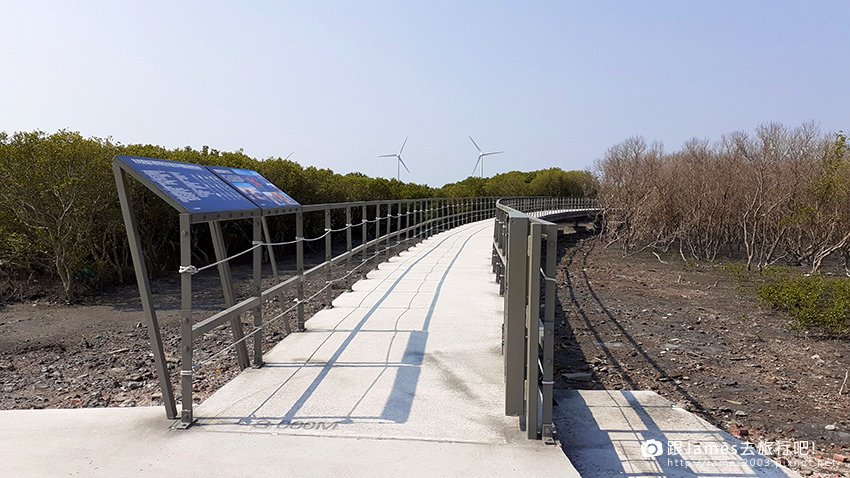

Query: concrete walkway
[
  {"left": 0, "top": 220, "right": 580, "bottom": 477},
  {"left": 553, "top": 390, "right": 799, "bottom": 478},
  {"left": 0, "top": 218, "right": 797, "bottom": 477}
]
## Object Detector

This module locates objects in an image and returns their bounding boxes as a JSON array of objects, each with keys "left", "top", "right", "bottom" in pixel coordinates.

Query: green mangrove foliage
[{"left": 0, "top": 130, "right": 591, "bottom": 301}]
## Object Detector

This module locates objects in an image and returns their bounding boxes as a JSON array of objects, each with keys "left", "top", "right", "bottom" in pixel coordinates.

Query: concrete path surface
[
  {"left": 554, "top": 390, "right": 799, "bottom": 478},
  {"left": 0, "top": 220, "right": 580, "bottom": 477},
  {"left": 0, "top": 218, "right": 798, "bottom": 477}
]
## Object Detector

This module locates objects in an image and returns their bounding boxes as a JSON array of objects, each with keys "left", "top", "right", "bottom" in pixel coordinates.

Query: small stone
[
  {"left": 834, "top": 454, "right": 849, "bottom": 463},
  {"left": 734, "top": 410, "right": 747, "bottom": 417},
  {"left": 825, "top": 423, "right": 838, "bottom": 431}
]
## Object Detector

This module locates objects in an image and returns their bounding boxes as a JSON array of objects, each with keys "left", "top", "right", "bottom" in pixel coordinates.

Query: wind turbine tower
[{"left": 469, "top": 136, "right": 503, "bottom": 178}]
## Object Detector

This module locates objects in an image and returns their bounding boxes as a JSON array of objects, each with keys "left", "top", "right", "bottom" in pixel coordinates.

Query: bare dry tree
[{"left": 597, "top": 123, "right": 849, "bottom": 272}]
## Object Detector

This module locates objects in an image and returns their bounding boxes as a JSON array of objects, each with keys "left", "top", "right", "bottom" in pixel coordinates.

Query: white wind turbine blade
[
  {"left": 378, "top": 154, "right": 397, "bottom": 158},
  {"left": 472, "top": 154, "right": 482, "bottom": 175},
  {"left": 482, "top": 151, "right": 504, "bottom": 157},
  {"left": 284, "top": 151, "right": 295, "bottom": 161},
  {"left": 469, "top": 136, "right": 482, "bottom": 153},
  {"left": 398, "top": 157, "right": 411, "bottom": 174},
  {"left": 398, "top": 137, "right": 408, "bottom": 155}
]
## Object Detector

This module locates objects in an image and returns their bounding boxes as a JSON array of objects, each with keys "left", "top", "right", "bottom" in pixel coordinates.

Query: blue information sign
[
  {"left": 116, "top": 156, "right": 260, "bottom": 214},
  {"left": 207, "top": 167, "right": 300, "bottom": 210}
]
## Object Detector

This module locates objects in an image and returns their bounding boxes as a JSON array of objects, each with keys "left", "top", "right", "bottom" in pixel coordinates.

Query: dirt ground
[
  {"left": 555, "top": 231, "right": 850, "bottom": 477},
  {"left": 0, "top": 243, "right": 401, "bottom": 412}
]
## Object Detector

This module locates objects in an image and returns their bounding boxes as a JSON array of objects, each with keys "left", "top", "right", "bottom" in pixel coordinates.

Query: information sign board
[
  {"left": 115, "top": 156, "right": 260, "bottom": 214},
  {"left": 207, "top": 167, "right": 300, "bottom": 209}
]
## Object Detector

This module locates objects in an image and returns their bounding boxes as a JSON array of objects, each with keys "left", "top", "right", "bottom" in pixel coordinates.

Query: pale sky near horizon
[{"left": 1, "top": 1, "right": 848, "bottom": 186}]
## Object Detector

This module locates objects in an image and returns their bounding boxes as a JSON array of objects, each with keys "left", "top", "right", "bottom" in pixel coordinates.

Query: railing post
[
  {"left": 252, "top": 216, "right": 264, "bottom": 368},
  {"left": 384, "top": 202, "right": 391, "bottom": 258},
  {"left": 296, "top": 210, "right": 305, "bottom": 331},
  {"left": 442, "top": 199, "right": 447, "bottom": 231},
  {"left": 525, "top": 222, "right": 542, "bottom": 439},
  {"left": 492, "top": 208, "right": 499, "bottom": 273},
  {"left": 404, "top": 201, "right": 410, "bottom": 242},
  {"left": 325, "top": 207, "right": 332, "bottom": 307},
  {"left": 361, "top": 204, "right": 367, "bottom": 263},
  {"left": 504, "top": 214, "right": 529, "bottom": 417},
  {"left": 452, "top": 200, "right": 457, "bottom": 229},
  {"left": 410, "top": 201, "right": 415, "bottom": 241},
  {"left": 375, "top": 204, "right": 381, "bottom": 264},
  {"left": 178, "top": 213, "right": 194, "bottom": 427},
  {"left": 346, "top": 206, "right": 353, "bottom": 291},
  {"left": 541, "top": 223, "right": 557, "bottom": 443},
  {"left": 396, "top": 200, "right": 402, "bottom": 245}
]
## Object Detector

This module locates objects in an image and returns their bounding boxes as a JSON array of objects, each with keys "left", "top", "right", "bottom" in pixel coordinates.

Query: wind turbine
[
  {"left": 469, "top": 136, "right": 503, "bottom": 178},
  {"left": 378, "top": 137, "right": 411, "bottom": 181}
]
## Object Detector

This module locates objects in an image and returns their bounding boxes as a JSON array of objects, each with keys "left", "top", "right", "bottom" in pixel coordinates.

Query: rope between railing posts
[
  {"left": 326, "top": 224, "right": 351, "bottom": 233},
  {"left": 262, "top": 237, "right": 302, "bottom": 247},
  {"left": 179, "top": 243, "right": 263, "bottom": 275},
  {"left": 177, "top": 208, "right": 464, "bottom": 275}
]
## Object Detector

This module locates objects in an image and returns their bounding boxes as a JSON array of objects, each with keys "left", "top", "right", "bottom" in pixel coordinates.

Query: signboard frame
[{"left": 112, "top": 155, "right": 303, "bottom": 423}]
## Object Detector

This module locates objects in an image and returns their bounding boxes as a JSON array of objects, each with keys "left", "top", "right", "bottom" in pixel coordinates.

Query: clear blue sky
[{"left": 2, "top": 1, "right": 847, "bottom": 186}]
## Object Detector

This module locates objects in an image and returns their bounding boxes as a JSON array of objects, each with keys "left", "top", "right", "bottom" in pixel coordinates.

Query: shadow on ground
[{"left": 551, "top": 230, "right": 794, "bottom": 478}]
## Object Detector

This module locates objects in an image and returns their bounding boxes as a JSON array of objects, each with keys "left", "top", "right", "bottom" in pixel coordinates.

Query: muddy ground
[
  {"left": 555, "top": 232, "right": 850, "bottom": 477},
  {"left": 0, "top": 241, "right": 403, "bottom": 411}
]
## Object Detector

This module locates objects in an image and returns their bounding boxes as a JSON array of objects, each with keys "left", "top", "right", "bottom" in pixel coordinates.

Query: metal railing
[
  {"left": 492, "top": 197, "right": 598, "bottom": 442},
  {"left": 152, "top": 196, "right": 498, "bottom": 427},
  {"left": 115, "top": 165, "right": 599, "bottom": 434}
]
